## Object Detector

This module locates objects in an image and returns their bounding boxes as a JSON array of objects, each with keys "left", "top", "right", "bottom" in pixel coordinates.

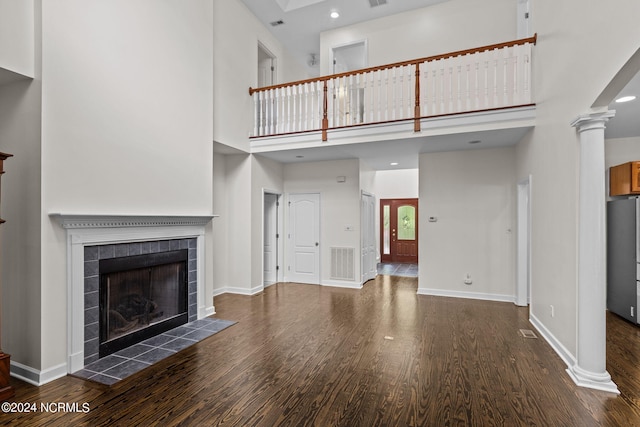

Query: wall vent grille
[{"left": 331, "top": 247, "right": 355, "bottom": 281}]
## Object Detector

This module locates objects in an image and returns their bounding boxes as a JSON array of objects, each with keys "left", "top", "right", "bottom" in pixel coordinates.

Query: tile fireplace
[{"left": 52, "top": 214, "right": 215, "bottom": 374}]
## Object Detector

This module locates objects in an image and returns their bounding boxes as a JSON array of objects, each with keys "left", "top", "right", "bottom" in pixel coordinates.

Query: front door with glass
[{"left": 380, "top": 198, "right": 418, "bottom": 263}]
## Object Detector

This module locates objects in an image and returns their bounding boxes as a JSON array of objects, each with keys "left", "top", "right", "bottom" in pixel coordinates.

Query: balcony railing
[{"left": 249, "top": 35, "right": 536, "bottom": 141}]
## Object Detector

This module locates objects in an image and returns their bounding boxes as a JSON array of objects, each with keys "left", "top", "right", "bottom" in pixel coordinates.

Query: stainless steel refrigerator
[{"left": 607, "top": 197, "right": 640, "bottom": 323}]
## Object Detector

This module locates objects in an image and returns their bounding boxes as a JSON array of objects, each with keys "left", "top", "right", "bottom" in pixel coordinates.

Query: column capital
[{"left": 570, "top": 110, "right": 616, "bottom": 132}]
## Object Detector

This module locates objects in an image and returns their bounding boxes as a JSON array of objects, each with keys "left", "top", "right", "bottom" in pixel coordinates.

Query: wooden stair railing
[{"left": 249, "top": 34, "right": 537, "bottom": 141}]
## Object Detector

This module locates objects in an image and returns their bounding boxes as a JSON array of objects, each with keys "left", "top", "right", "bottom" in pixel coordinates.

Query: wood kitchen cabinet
[{"left": 610, "top": 161, "right": 640, "bottom": 197}]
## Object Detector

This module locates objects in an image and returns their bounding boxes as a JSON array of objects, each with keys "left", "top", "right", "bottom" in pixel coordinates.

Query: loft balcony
[{"left": 249, "top": 35, "right": 537, "bottom": 153}]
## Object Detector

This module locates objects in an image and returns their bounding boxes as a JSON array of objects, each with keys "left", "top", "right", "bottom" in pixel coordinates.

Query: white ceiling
[
  {"left": 604, "top": 71, "right": 640, "bottom": 140},
  {"left": 255, "top": 127, "right": 532, "bottom": 170}
]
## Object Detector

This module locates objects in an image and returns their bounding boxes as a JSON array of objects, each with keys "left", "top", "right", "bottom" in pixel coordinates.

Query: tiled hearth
[{"left": 73, "top": 317, "right": 235, "bottom": 385}]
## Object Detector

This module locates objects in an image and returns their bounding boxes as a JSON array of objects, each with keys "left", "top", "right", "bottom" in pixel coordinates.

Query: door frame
[
  {"left": 361, "top": 191, "right": 377, "bottom": 284},
  {"left": 516, "top": 175, "right": 532, "bottom": 306},
  {"left": 263, "top": 190, "right": 282, "bottom": 287},
  {"left": 380, "top": 198, "right": 419, "bottom": 264}
]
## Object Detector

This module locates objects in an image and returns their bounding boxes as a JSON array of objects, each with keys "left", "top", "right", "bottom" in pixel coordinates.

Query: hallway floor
[{"left": 376, "top": 262, "right": 418, "bottom": 277}]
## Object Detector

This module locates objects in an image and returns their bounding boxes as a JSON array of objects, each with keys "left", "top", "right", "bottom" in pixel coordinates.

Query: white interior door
[
  {"left": 264, "top": 193, "right": 278, "bottom": 286},
  {"left": 287, "top": 193, "right": 320, "bottom": 284},
  {"left": 361, "top": 192, "right": 377, "bottom": 283}
]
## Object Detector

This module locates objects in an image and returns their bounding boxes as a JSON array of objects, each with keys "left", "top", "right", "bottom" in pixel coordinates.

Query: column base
[
  {"left": 566, "top": 365, "right": 619, "bottom": 394},
  {"left": 0, "top": 352, "right": 14, "bottom": 401}
]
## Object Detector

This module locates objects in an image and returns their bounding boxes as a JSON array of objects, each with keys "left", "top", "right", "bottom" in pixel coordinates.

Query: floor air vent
[
  {"left": 330, "top": 247, "right": 355, "bottom": 281},
  {"left": 519, "top": 329, "right": 538, "bottom": 339}
]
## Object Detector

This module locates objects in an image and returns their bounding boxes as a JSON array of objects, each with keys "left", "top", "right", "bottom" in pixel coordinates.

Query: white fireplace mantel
[{"left": 50, "top": 213, "right": 217, "bottom": 373}]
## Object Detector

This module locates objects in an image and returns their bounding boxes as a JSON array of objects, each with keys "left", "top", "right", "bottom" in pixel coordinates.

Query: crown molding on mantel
[{"left": 49, "top": 213, "right": 218, "bottom": 229}]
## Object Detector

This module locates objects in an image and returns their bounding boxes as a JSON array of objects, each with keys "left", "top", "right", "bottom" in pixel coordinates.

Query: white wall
[
  {"left": 319, "top": 0, "right": 516, "bottom": 75},
  {"left": 516, "top": 0, "right": 640, "bottom": 356},
  {"left": 212, "top": 152, "right": 228, "bottom": 295},
  {"left": 0, "top": 0, "right": 41, "bottom": 370},
  {"left": 284, "top": 159, "right": 361, "bottom": 287},
  {"left": 0, "top": 78, "right": 42, "bottom": 369},
  {"left": 37, "top": 0, "right": 214, "bottom": 371},
  {"left": 373, "top": 169, "right": 419, "bottom": 199},
  {"left": 224, "top": 154, "right": 252, "bottom": 293},
  {"left": 0, "top": 0, "right": 34, "bottom": 77},
  {"left": 213, "top": 0, "right": 309, "bottom": 151},
  {"left": 419, "top": 147, "right": 516, "bottom": 301}
]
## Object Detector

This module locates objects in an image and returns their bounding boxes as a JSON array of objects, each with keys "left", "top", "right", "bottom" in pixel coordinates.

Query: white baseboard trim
[
  {"left": 221, "top": 285, "right": 264, "bottom": 296},
  {"left": 529, "top": 313, "right": 619, "bottom": 394},
  {"left": 321, "top": 280, "right": 362, "bottom": 289},
  {"left": 11, "top": 361, "right": 68, "bottom": 386},
  {"left": 204, "top": 305, "right": 216, "bottom": 317},
  {"left": 212, "top": 287, "right": 227, "bottom": 297},
  {"left": 528, "top": 313, "right": 576, "bottom": 369},
  {"left": 416, "top": 287, "right": 515, "bottom": 304}
]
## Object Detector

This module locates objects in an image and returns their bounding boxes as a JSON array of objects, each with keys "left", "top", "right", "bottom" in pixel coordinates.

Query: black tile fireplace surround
[
  {"left": 99, "top": 249, "right": 188, "bottom": 358},
  {"left": 84, "top": 238, "right": 197, "bottom": 366}
]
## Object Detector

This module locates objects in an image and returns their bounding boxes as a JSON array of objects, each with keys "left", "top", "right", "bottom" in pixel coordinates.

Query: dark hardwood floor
[{"left": 2, "top": 275, "right": 640, "bottom": 426}]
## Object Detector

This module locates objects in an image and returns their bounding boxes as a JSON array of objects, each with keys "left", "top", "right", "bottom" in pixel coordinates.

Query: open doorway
[
  {"left": 331, "top": 40, "right": 367, "bottom": 74},
  {"left": 331, "top": 40, "right": 367, "bottom": 125},
  {"left": 258, "top": 43, "right": 276, "bottom": 88},
  {"left": 263, "top": 192, "right": 280, "bottom": 287}
]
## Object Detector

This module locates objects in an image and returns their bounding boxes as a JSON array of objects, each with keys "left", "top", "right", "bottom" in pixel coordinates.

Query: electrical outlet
[{"left": 463, "top": 273, "right": 472, "bottom": 285}]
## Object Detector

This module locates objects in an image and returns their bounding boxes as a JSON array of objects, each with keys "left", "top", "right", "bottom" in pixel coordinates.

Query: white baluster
[
  {"left": 456, "top": 63, "right": 462, "bottom": 113},
  {"left": 399, "top": 66, "right": 404, "bottom": 119},
  {"left": 524, "top": 45, "right": 531, "bottom": 104},
  {"left": 370, "top": 70, "right": 375, "bottom": 124},
  {"left": 493, "top": 50, "right": 499, "bottom": 108},
  {"left": 404, "top": 65, "right": 416, "bottom": 118},
  {"left": 420, "top": 62, "right": 431, "bottom": 116},
  {"left": 344, "top": 76, "right": 349, "bottom": 126},
  {"left": 264, "top": 89, "right": 278, "bottom": 135},
  {"left": 432, "top": 68, "right": 438, "bottom": 115},
  {"left": 465, "top": 60, "right": 471, "bottom": 112},
  {"left": 503, "top": 47, "right": 509, "bottom": 107},
  {"left": 261, "top": 91, "right": 267, "bottom": 135}
]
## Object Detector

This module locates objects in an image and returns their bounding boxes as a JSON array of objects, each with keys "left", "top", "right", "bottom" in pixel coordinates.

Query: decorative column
[
  {"left": 0, "top": 152, "right": 14, "bottom": 401},
  {"left": 568, "top": 111, "right": 619, "bottom": 393}
]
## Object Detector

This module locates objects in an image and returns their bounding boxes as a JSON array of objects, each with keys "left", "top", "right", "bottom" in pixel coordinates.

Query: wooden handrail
[{"left": 249, "top": 34, "right": 537, "bottom": 95}]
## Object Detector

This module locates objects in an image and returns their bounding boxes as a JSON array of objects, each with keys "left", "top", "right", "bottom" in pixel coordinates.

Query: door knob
[{"left": 315, "top": 242, "right": 319, "bottom": 246}]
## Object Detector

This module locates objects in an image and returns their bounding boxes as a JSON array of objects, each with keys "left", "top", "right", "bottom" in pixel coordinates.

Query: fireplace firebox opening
[{"left": 99, "top": 249, "right": 188, "bottom": 357}]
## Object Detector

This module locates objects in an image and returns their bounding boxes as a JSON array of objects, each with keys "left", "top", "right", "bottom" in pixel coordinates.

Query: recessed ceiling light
[
  {"left": 468, "top": 140, "right": 481, "bottom": 144},
  {"left": 615, "top": 95, "right": 636, "bottom": 103},
  {"left": 330, "top": 11, "right": 340, "bottom": 19},
  {"left": 390, "top": 162, "right": 399, "bottom": 166}
]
